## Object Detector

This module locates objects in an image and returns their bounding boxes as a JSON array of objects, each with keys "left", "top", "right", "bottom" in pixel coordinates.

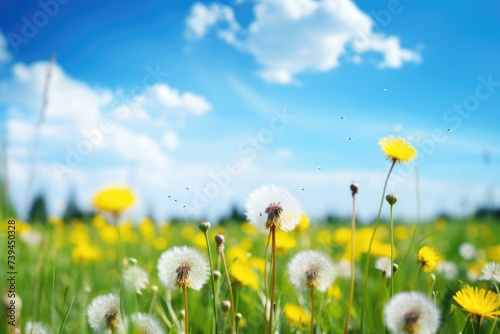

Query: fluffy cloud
[
  {"left": 0, "top": 31, "right": 11, "bottom": 63},
  {"left": 186, "top": 0, "right": 421, "bottom": 84},
  {"left": 135, "top": 83, "right": 212, "bottom": 118}
]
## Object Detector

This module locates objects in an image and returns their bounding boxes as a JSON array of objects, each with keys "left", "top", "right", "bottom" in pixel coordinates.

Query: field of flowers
[{"left": 1, "top": 137, "right": 500, "bottom": 334}]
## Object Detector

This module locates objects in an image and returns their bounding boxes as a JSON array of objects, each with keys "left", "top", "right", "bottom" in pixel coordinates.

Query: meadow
[
  {"left": 1, "top": 138, "right": 500, "bottom": 334},
  {"left": 1, "top": 202, "right": 499, "bottom": 333}
]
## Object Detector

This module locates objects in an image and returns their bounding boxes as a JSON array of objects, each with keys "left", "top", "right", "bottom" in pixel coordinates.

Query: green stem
[
  {"left": 221, "top": 250, "right": 236, "bottom": 333},
  {"left": 360, "top": 160, "right": 396, "bottom": 332},
  {"left": 310, "top": 286, "right": 315, "bottom": 334},
  {"left": 462, "top": 316, "right": 471, "bottom": 334},
  {"left": 489, "top": 283, "right": 499, "bottom": 334},
  {"left": 389, "top": 203, "right": 394, "bottom": 298},
  {"left": 417, "top": 264, "right": 424, "bottom": 292},
  {"left": 263, "top": 231, "right": 272, "bottom": 334},
  {"left": 268, "top": 227, "right": 277, "bottom": 334},
  {"left": 344, "top": 192, "right": 357, "bottom": 334},
  {"left": 204, "top": 232, "right": 219, "bottom": 334},
  {"left": 183, "top": 286, "right": 189, "bottom": 334}
]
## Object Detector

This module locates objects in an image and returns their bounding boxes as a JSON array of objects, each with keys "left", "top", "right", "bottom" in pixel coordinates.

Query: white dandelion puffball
[
  {"left": 157, "top": 246, "right": 210, "bottom": 291},
  {"left": 435, "top": 261, "right": 458, "bottom": 281},
  {"left": 479, "top": 262, "right": 500, "bottom": 282},
  {"left": 123, "top": 265, "right": 150, "bottom": 294},
  {"left": 25, "top": 321, "right": 50, "bottom": 334},
  {"left": 334, "top": 259, "right": 352, "bottom": 279},
  {"left": 375, "top": 257, "right": 393, "bottom": 278},
  {"left": 385, "top": 292, "right": 440, "bottom": 334},
  {"left": 87, "top": 293, "right": 126, "bottom": 333},
  {"left": 458, "top": 242, "right": 476, "bottom": 260},
  {"left": 288, "top": 250, "right": 336, "bottom": 292},
  {"left": 245, "top": 184, "right": 303, "bottom": 232},
  {"left": 131, "top": 313, "right": 166, "bottom": 334}
]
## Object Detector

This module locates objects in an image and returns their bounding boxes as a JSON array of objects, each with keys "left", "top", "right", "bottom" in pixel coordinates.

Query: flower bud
[
  {"left": 386, "top": 193, "right": 398, "bottom": 205},
  {"left": 213, "top": 270, "right": 222, "bottom": 280},
  {"left": 215, "top": 233, "right": 225, "bottom": 247},
  {"left": 221, "top": 300, "right": 231, "bottom": 314},
  {"left": 199, "top": 220, "right": 211, "bottom": 232},
  {"left": 350, "top": 182, "right": 359, "bottom": 195}
]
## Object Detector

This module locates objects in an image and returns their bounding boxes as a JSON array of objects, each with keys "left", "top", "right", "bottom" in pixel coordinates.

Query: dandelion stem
[
  {"left": 462, "top": 315, "right": 471, "bottom": 334},
  {"left": 417, "top": 264, "right": 424, "bottom": 292},
  {"left": 263, "top": 230, "right": 272, "bottom": 334},
  {"left": 344, "top": 190, "right": 357, "bottom": 334},
  {"left": 220, "top": 249, "right": 236, "bottom": 333},
  {"left": 360, "top": 160, "right": 396, "bottom": 332},
  {"left": 268, "top": 226, "right": 277, "bottom": 334},
  {"left": 204, "top": 231, "right": 219, "bottom": 334},
  {"left": 389, "top": 203, "right": 395, "bottom": 298},
  {"left": 477, "top": 316, "right": 481, "bottom": 334},
  {"left": 183, "top": 286, "right": 189, "bottom": 334},
  {"left": 489, "top": 283, "right": 499, "bottom": 334},
  {"left": 310, "top": 285, "right": 315, "bottom": 334}
]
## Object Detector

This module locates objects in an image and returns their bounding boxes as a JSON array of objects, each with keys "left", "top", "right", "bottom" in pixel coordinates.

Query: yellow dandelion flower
[
  {"left": 192, "top": 233, "right": 207, "bottom": 249},
  {"left": 283, "top": 303, "right": 310, "bottom": 326},
  {"left": 379, "top": 136, "right": 417, "bottom": 163},
  {"left": 275, "top": 230, "right": 296, "bottom": 255},
  {"left": 487, "top": 245, "right": 500, "bottom": 262},
  {"left": 153, "top": 237, "right": 167, "bottom": 250},
  {"left": 91, "top": 214, "right": 107, "bottom": 228},
  {"left": 248, "top": 257, "right": 266, "bottom": 273},
  {"left": 99, "top": 225, "right": 119, "bottom": 244},
  {"left": 453, "top": 286, "right": 500, "bottom": 320},
  {"left": 241, "top": 222, "right": 259, "bottom": 235},
  {"left": 71, "top": 242, "right": 102, "bottom": 263},
  {"left": 327, "top": 285, "right": 343, "bottom": 299},
  {"left": 229, "top": 261, "right": 259, "bottom": 291},
  {"left": 139, "top": 218, "right": 155, "bottom": 237},
  {"left": 295, "top": 213, "right": 310, "bottom": 233},
  {"left": 93, "top": 186, "right": 135, "bottom": 214},
  {"left": 316, "top": 230, "right": 332, "bottom": 245},
  {"left": 394, "top": 225, "right": 409, "bottom": 240},
  {"left": 417, "top": 246, "right": 439, "bottom": 273}
]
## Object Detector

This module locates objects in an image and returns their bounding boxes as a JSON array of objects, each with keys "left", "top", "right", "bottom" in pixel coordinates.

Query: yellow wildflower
[
  {"left": 417, "top": 246, "right": 439, "bottom": 273},
  {"left": 139, "top": 218, "right": 155, "bottom": 237},
  {"left": 283, "top": 303, "right": 310, "bottom": 326},
  {"left": 71, "top": 242, "right": 101, "bottom": 263},
  {"left": 453, "top": 286, "right": 500, "bottom": 320},
  {"left": 275, "top": 230, "right": 296, "bottom": 255},
  {"left": 379, "top": 135, "right": 417, "bottom": 163},
  {"left": 295, "top": 213, "right": 310, "bottom": 233},
  {"left": 93, "top": 186, "right": 135, "bottom": 214},
  {"left": 229, "top": 261, "right": 259, "bottom": 291}
]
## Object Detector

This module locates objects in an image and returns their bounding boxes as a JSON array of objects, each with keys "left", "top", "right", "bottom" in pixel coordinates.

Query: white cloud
[
  {"left": 185, "top": 3, "right": 239, "bottom": 40},
  {"left": 135, "top": 83, "right": 212, "bottom": 119},
  {"left": 0, "top": 31, "right": 11, "bottom": 63},
  {"left": 162, "top": 131, "right": 179, "bottom": 150},
  {"left": 1, "top": 61, "right": 112, "bottom": 128},
  {"left": 186, "top": 0, "right": 422, "bottom": 84},
  {"left": 276, "top": 148, "right": 292, "bottom": 159}
]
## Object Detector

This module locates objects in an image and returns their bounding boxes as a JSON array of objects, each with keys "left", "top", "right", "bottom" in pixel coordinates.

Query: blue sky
[{"left": 1, "top": 0, "right": 499, "bottom": 222}]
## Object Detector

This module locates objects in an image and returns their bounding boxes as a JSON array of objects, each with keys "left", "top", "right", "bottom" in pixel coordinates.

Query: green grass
[{"left": 1, "top": 216, "right": 499, "bottom": 333}]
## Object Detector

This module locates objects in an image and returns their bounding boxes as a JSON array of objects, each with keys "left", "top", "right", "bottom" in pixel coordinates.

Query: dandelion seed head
[
  {"left": 87, "top": 294, "right": 126, "bottom": 333},
  {"left": 385, "top": 292, "right": 440, "bottom": 334},
  {"left": 130, "top": 312, "right": 166, "bottom": 334},
  {"left": 288, "top": 250, "right": 335, "bottom": 292},
  {"left": 375, "top": 257, "right": 393, "bottom": 278},
  {"left": 157, "top": 246, "right": 210, "bottom": 291},
  {"left": 25, "top": 321, "right": 50, "bottom": 334},
  {"left": 459, "top": 242, "right": 476, "bottom": 260},
  {"left": 479, "top": 262, "right": 500, "bottom": 282},
  {"left": 245, "top": 184, "right": 302, "bottom": 232},
  {"left": 435, "top": 261, "right": 458, "bottom": 281},
  {"left": 123, "top": 265, "right": 150, "bottom": 295}
]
